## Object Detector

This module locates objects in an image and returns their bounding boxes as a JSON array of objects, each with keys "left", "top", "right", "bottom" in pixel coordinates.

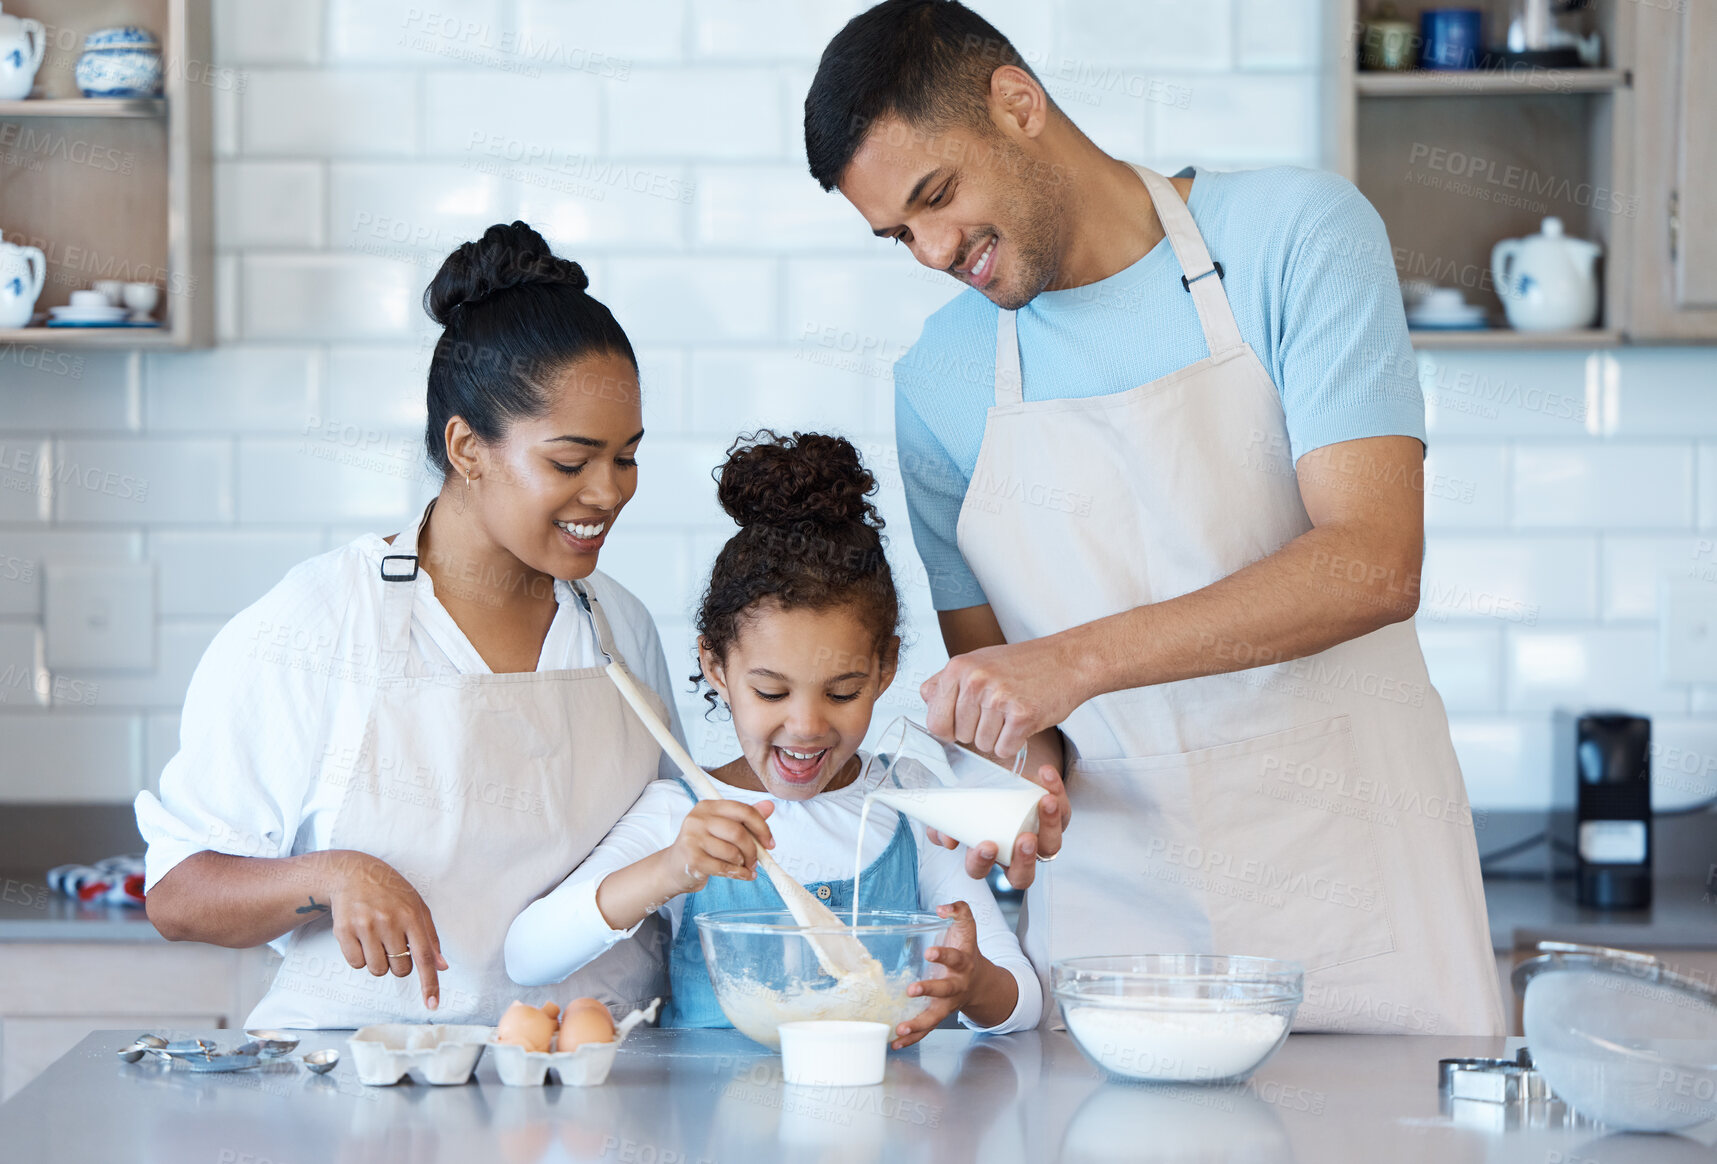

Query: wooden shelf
[
  {"left": 1356, "top": 68, "right": 1628, "bottom": 97},
  {"left": 0, "top": 326, "right": 181, "bottom": 349},
  {"left": 1409, "top": 327, "right": 1623, "bottom": 349},
  {"left": 0, "top": 98, "right": 166, "bottom": 118},
  {"left": 0, "top": 0, "right": 211, "bottom": 350}
]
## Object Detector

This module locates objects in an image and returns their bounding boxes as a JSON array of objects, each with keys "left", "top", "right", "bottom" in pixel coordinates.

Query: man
[{"left": 804, "top": 0, "right": 1502, "bottom": 1034}]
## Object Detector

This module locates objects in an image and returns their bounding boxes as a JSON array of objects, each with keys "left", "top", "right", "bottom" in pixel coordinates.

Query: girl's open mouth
[{"left": 771, "top": 745, "right": 829, "bottom": 785}]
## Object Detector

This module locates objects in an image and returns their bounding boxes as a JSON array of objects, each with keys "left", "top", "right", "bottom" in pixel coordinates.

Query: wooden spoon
[{"left": 606, "top": 663, "right": 883, "bottom": 981}]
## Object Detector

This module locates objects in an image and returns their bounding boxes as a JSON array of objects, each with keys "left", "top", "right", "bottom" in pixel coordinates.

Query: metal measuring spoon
[
  {"left": 160, "top": 1038, "right": 218, "bottom": 1060},
  {"left": 242, "top": 1029, "right": 300, "bottom": 1058},
  {"left": 302, "top": 1049, "right": 340, "bottom": 1075},
  {"left": 117, "top": 1034, "right": 170, "bottom": 1063},
  {"left": 183, "top": 1051, "right": 263, "bottom": 1073}
]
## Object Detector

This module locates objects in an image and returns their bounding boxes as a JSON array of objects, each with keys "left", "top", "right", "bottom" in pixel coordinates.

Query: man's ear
[{"left": 990, "top": 64, "right": 1051, "bottom": 139}]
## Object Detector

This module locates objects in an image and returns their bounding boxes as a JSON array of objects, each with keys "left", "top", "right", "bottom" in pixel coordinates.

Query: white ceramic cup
[
  {"left": 69, "top": 289, "right": 108, "bottom": 308},
  {"left": 92, "top": 279, "right": 125, "bottom": 306},
  {"left": 1420, "top": 287, "right": 1468, "bottom": 312},
  {"left": 778, "top": 1021, "right": 889, "bottom": 1087},
  {"left": 122, "top": 282, "right": 159, "bottom": 315}
]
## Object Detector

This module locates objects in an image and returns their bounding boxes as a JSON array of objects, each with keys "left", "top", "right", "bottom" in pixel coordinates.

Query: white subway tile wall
[
  {"left": 1699, "top": 444, "right": 1717, "bottom": 527},
  {"left": 2, "top": 0, "right": 1714, "bottom": 812},
  {"left": 215, "top": 162, "right": 327, "bottom": 249}
]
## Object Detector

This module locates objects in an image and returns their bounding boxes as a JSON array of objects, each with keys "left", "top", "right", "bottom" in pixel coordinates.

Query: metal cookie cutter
[{"left": 1437, "top": 1047, "right": 1552, "bottom": 1104}]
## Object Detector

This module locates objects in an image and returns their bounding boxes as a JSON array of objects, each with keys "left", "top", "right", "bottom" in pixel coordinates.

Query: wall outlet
[
  {"left": 1660, "top": 578, "right": 1717, "bottom": 683},
  {"left": 43, "top": 563, "right": 155, "bottom": 670}
]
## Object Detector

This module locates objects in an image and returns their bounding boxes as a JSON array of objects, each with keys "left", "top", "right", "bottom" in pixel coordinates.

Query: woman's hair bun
[
  {"left": 717, "top": 431, "right": 883, "bottom": 532},
  {"left": 424, "top": 220, "right": 588, "bottom": 325}
]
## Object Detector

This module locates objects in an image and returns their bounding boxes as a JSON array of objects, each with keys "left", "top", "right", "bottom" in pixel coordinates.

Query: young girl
[{"left": 506, "top": 431, "right": 1040, "bottom": 1046}]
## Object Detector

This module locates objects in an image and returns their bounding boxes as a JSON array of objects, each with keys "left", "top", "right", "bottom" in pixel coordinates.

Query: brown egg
[
  {"left": 495, "top": 1000, "right": 559, "bottom": 1052},
  {"left": 554, "top": 997, "right": 616, "bottom": 1052}
]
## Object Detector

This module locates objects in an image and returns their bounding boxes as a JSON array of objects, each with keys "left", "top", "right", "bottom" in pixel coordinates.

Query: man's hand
[
  {"left": 920, "top": 633, "right": 1089, "bottom": 761},
  {"left": 923, "top": 762, "right": 1068, "bottom": 890}
]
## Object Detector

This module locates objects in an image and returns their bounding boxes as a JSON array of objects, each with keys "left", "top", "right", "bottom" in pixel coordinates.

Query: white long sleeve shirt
[
  {"left": 135, "top": 529, "right": 687, "bottom": 957},
  {"left": 505, "top": 763, "right": 1044, "bottom": 1034}
]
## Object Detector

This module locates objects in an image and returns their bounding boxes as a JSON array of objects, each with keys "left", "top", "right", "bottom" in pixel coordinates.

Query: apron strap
[
  {"left": 376, "top": 501, "right": 435, "bottom": 676},
  {"left": 993, "top": 308, "right": 1024, "bottom": 407},
  {"left": 989, "top": 165, "right": 1245, "bottom": 407},
  {"left": 1130, "top": 164, "right": 1245, "bottom": 356},
  {"left": 567, "top": 578, "right": 625, "bottom": 667}
]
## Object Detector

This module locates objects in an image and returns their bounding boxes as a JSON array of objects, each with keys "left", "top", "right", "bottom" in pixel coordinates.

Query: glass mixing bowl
[
  {"left": 1052, "top": 955, "right": 1303, "bottom": 1084},
  {"left": 696, "top": 909, "right": 951, "bottom": 1049}
]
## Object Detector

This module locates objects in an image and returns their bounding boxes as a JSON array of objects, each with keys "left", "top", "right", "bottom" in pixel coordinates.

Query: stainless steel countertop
[{"left": 4, "top": 1027, "right": 1714, "bottom": 1161}]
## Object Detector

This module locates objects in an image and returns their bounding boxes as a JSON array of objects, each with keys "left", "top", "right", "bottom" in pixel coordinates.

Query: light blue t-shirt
[{"left": 893, "top": 165, "right": 1426, "bottom": 611}]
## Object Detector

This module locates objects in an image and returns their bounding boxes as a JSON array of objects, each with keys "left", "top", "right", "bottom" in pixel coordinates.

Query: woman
[{"left": 136, "top": 222, "right": 685, "bottom": 1029}]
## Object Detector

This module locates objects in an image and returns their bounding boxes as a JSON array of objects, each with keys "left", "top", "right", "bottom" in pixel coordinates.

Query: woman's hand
[
  {"left": 891, "top": 901, "right": 1016, "bottom": 1049},
  {"left": 662, "top": 800, "right": 776, "bottom": 894},
  {"left": 322, "top": 851, "right": 450, "bottom": 1011}
]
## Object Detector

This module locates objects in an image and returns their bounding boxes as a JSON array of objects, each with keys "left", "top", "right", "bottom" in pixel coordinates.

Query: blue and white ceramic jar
[{"left": 75, "top": 26, "right": 162, "bottom": 98}]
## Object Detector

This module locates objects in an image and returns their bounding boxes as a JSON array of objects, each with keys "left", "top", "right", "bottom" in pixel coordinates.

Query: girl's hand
[
  {"left": 323, "top": 850, "right": 450, "bottom": 1011},
  {"left": 663, "top": 800, "right": 776, "bottom": 895},
  {"left": 893, "top": 901, "right": 994, "bottom": 1049}
]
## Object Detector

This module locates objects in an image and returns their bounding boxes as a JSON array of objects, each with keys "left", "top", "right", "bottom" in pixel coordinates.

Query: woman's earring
[{"left": 458, "top": 471, "right": 471, "bottom": 514}]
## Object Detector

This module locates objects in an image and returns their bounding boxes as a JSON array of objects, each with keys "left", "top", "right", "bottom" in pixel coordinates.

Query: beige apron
[
  {"left": 956, "top": 166, "right": 1502, "bottom": 1034},
  {"left": 247, "top": 506, "right": 669, "bottom": 1028}
]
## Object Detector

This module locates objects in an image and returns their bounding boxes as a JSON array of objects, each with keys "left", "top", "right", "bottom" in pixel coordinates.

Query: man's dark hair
[{"left": 804, "top": 0, "right": 1045, "bottom": 192}]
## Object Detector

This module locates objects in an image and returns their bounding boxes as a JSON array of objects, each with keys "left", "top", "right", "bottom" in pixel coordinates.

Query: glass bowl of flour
[
  {"left": 1052, "top": 955, "right": 1302, "bottom": 1085},
  {"left": 698, "top": 910, "right": 949, "bottom": 1049}
]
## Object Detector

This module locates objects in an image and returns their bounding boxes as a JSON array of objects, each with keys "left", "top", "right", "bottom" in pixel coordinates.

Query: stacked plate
[
  {"left": 47, "top": 303, "right": 131, "bottom": 327},
  {"left": 1406, "top": 302, "right": 1488, "bottom": 330},
  {"left": 1405, "top": 287, "right": 1488, "bottom": 331}
]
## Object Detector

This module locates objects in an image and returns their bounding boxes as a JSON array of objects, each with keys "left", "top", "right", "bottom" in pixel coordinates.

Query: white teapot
[
  {"left": 0, "top": 3, "right": 47, "bottom": 101},
  {"left": 1491, "top": 217, "right": 1601, "bottom": 332},
  {"left": 0, "top": 239, "right": 46, "bottom": 328}
]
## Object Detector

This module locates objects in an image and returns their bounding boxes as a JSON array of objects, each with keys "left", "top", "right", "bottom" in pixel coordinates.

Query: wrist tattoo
[{"left": 296, "top": 895, "right": 329, "bottom": 916}]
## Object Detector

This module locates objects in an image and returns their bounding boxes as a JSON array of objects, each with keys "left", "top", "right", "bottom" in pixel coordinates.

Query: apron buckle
[
  {"left": 1180, "top": 261, "right": 1224, "bottom": 292},
  {"left": 379, "top": 554, "right": 419, "bottom": 582}
]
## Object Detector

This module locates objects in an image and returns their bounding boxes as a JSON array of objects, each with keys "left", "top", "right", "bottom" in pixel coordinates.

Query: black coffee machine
[{"left": 1553, "top": 712, "right": 1652, "bottom": 909}]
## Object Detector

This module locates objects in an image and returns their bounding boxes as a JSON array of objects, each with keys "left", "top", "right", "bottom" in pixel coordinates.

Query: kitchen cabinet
[
  {"left": 1327, "top": 0, "right": 1717, "bottom": 345},
  {"left": 0, "top": 940, "right": 272, "bottom": 1099},
  {"left": 1623, "top": 0, "right": 1717, "bottom": 340},
  {"left": 0, "top": 0, "right": 213, "bottom": 349}
]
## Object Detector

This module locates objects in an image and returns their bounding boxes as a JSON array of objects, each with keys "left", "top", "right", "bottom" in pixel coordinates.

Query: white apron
[
  {"left": 956, "top": 166, "right": 1503, "bottom": 1035},
  {"left": 248, "top": 507, "right": 669, "bottom": 1029}
]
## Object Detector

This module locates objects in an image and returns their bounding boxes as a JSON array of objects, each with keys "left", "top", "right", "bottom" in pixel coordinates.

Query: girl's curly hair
[{"left": 690, "top": 430, "right": 900, "bottom": 715}]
